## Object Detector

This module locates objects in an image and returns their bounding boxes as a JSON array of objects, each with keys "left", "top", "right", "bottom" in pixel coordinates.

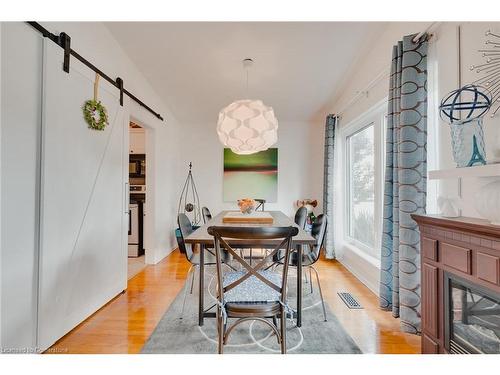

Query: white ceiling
[{"left": 106, "top": 22, "right": 386, "bottom": 123}]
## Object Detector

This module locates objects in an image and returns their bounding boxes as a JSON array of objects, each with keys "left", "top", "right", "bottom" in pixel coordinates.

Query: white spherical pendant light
[
  {"left": 216, "top": 59, "right": 278, "bottom": 155},
  {"left": 217, "top": 99, "right": 278, "bottom": 155}
]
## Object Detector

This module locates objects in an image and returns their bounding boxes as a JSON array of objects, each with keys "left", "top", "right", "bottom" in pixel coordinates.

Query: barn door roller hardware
[
  {"left": 26, "top": 21, "right": 164, "bottom": 121},
  {"left": 58, "top": 32, "right": 71, "bottom": 73},
  {"left": 116, "top": 77, "right": 124, "bottom": 106}
]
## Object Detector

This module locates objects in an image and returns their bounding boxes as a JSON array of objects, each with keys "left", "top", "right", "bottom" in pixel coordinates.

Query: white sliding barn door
[{"left": 38, "top": 41, "right": 128, "bottom": 350}]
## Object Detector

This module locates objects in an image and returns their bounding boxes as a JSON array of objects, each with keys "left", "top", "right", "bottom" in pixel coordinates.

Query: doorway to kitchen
[{"left": 127, "top": 121, "right": 147, "bottom": 280}]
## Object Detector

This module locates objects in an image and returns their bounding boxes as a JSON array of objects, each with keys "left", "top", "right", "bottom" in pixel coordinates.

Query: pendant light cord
[
  {"left": 246, "top": 66, "right": 249, "bottom": 98},
  {"left": 242, "top": 58, "right": 253, "bottom": 99}
]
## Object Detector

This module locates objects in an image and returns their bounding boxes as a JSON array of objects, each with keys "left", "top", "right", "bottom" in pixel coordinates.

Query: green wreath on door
[{"left": 83, "top": 73, "right": 109, "bottom": 131}]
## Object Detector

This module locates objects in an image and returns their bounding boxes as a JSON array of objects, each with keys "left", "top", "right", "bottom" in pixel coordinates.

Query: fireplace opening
[{"left": 444, "top": 272, "right": 500, "bottom": 354}]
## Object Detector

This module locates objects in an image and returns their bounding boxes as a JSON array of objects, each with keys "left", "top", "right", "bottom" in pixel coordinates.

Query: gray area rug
[{"left": 142, "top": 268, "right": 362, "bottom": 354}]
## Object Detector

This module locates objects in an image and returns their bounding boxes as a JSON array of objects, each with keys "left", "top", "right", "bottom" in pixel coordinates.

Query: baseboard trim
[
  {"left": 337, "top": 245, "right": 380, "bottom": 297},
  {"left": 339, "top": 259, "right": 379, "bottom": 297}
]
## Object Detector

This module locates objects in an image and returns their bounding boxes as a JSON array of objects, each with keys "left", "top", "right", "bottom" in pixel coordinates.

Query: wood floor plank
[{"left": 47, "top": 250, "right": 421, "bottom": 354}]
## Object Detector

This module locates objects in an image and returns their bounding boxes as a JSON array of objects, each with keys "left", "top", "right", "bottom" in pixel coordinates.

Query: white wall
[
  {"left": 310, "top": 22, "right": 430, "bottom": 295},
  {"left": 42, "top": 22, "right": 182, "bottom": 261},
  {"left": 315, "top": 21, "right": 500, "bottom": 296},
  {"left": 0, "top": 22, "right": 2, "bottom": 348},
  {"left": 0, "top": 22, "right": 181, "bottom": 351},
  {"left": 432, "top": 23, "right": 500, "bottom": 218},
  {"left": 1, "top": 22, "right": 43, "bottom": 350},
  {"left": 178, "top": 120, "right": 318, "bottom": 218},
  {"left": 307, "top": 115, "right": 326, "bottom": 214},
  {"left": 309, "top": 23, "right": 431, "bottom": 218}
]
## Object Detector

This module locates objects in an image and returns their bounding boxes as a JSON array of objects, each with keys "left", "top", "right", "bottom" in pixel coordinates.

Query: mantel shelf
[{"left": 428, "top": 163, "right": 500, "bottom": 180}]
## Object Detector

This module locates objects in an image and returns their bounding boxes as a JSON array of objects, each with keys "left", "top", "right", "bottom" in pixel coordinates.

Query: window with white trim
[{"left": 341, "top": 100, "right": 386, "bottom": 260}]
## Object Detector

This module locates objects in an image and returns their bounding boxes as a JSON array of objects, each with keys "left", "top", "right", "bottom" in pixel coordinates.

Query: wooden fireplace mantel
[
  {"left": 413, "top": 214, "right": 500, "bottom": 239},
  {"left": 412, "top": 214, "right": 500, "bottom": 354}
]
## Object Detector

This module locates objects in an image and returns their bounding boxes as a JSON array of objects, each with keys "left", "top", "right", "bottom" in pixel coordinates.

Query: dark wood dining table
[{"left": 184, "top": 210, "right": 316, "bottom": 327}]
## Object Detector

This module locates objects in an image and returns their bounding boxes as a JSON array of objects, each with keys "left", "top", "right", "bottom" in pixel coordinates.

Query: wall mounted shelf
[{"left": 428, "top": 163, "right": 500, "bottom": 180}]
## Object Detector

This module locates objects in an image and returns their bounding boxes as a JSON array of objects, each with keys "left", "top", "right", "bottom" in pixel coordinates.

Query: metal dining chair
[
  {"left": 266, "top": 206, "right": 307, "bottom": 265},
  {"left": 207, "top": 225, "right": 299, "bottom": 354},
  {"left": 202, "top": 206, "right": 212, "bottom": 224},
  {"left": 294, "top": 206, "right": 308, "bottom": 229},
  {"left": 269, "top": 206, "right": 306, "bottom": 260},
  {"left": 241, "top": 200, "right": 267, "bottom": 264},
  {"left": 274, "top": 214, "right": 328, "bottom": 322},
  {"left": 254, "top": 199, "right": 266, "bottom": 211},
  {"left": 292, "top": 206, "right": 309, "bottom": 282},
  {"left": 177, "top": 213, "right": 231, "bottom": 318}
]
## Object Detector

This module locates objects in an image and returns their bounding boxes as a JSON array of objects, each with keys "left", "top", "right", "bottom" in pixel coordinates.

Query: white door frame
[{"left": 128, "top": 111, "right": 155, "bottom": 265}]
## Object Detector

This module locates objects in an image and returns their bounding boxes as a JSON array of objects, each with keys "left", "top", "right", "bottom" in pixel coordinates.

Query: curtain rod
[
  {"left": 337, "top": 23, "right": 440, "bottom": 117},
  {"left": 336, "top": 66, "right": 391, "bottom": 117},
  {"left": 27, "top": 22, "right": 164, "bottom": 122},
  {"left": 412, "top": 22, "right": 440, "bottom": 43}
]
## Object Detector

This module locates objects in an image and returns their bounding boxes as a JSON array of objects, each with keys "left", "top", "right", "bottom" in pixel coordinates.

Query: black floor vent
[{"left": 338, "top": 292, "right": 363, "bottom": 309}]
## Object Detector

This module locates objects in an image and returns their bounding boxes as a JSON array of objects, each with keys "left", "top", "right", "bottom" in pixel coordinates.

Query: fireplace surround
[{"left": 412, "top": 215, "right": 500, "bottom": 354}]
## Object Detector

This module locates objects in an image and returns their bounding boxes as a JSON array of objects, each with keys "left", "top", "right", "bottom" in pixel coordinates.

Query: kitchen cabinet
[{"left": 129, "top": 129, "right": 145, "bottom": 154}]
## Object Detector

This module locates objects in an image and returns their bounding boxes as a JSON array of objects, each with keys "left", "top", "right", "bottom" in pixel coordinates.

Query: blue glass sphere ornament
[{"left": 439, "top": 85, "right": 492, "bottom": 167}]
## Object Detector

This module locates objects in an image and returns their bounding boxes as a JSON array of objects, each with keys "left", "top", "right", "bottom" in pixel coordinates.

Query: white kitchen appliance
[
  {"left": 128, "top": 203, "right": 140, "bottom": 257},
  {"left": 129, "top": 185, "right": 146, "bottom": 193}
]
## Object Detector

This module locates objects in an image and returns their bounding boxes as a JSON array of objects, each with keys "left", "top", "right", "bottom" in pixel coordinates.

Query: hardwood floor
[{"left": 47, "top": 249, "right": 420, "bottom": 354}]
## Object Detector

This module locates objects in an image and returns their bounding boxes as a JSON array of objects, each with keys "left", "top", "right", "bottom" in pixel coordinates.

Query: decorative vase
[
  {"left": 475, "top": 179, "right": 500, "bottom": 225},
  {"left": 449, "top": 117, "right": 487, "bottom": 167},
  {"left": 238, "top": 198, "right": 256, "bottom": 214}
]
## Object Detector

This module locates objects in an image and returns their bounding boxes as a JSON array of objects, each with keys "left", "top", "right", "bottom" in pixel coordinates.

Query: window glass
[{"left": 347, "top": 124, "right": 375, "bottom": 249}]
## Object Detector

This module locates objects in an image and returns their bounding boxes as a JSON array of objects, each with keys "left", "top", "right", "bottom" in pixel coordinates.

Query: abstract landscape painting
[{"left": 223, "top": 148, "right": 278, "bottom": 202}]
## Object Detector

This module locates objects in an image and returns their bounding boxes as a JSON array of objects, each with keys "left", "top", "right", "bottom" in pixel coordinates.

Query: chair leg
[
  {"left": 271, "top": 315, "right": 280, "bottom": 344},
  {"left": 310, "top": 266, "right": 327, "bottom": 322},
  {"left": 239, "top": 249, "right": 244, "bottom": 270},
  {"left": 189, "top": 265, "right": 197, "bottom": 294},
  {"left": 280, "top": 309, "right": 287, "bottom": 354},
  {"left": 180, "top": 265, "right": 195, "bottom": 319},
  {"left": 217, "top": 309, "right": 224, "bottom": 354},
  {"left": 309, "top": 266, "right": 313, "bottom": 294}
]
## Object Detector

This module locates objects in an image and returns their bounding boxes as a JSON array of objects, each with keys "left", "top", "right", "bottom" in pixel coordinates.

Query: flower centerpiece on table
[{"left": 237, "top": 198, "right": 256, "bottom": 214}]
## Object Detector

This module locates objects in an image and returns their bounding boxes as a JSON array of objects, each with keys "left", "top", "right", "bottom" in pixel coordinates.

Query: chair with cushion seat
[
  {"left": 202, "top": 206, "right": 212, "bottom": 224},
  {"left": 207, "top": 225, "right": 299, "bottom": 354},
  {"left": 177, "top": 213, "right": 232, "bottom": 318},
  {"left": 274, "top": 214, "right": 328, "bottom": 322}
]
